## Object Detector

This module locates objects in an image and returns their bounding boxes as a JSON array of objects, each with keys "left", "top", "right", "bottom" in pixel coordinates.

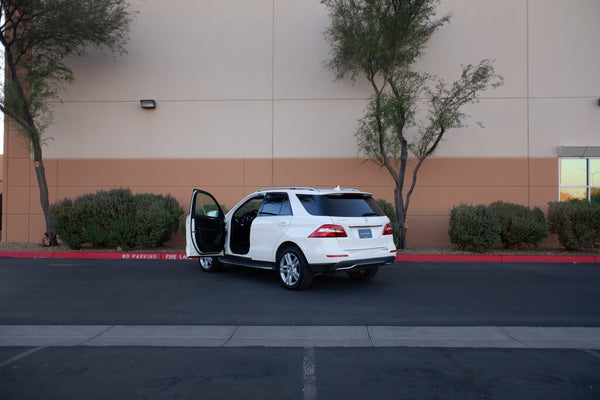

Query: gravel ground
[{"left": 0, "top": 240, "right": 597, "bottom": 256}]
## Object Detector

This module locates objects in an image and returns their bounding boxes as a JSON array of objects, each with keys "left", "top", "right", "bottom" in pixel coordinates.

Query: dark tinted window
[
  {"left": 259, "top": 193, "right": 292, "bottom": 216},
  {"left": 297, "top": 194, "right": 384, "bottom": 217},
  {"left": 234, "top": 196, "right": 263, "bottom": 217}
]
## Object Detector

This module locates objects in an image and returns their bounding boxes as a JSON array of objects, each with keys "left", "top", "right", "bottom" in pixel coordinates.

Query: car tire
[
  {"left": 347, "top": 266, "right": 379, "bottom": 281},
  {"left": 277, "top": 246, "right": 313, "bottom": 290},
  {"left": 198, "top": 256, "right": 222, "bottom": 272}
]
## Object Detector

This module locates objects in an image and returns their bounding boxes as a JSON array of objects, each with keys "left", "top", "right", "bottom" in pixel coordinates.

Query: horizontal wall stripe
[{"left": 2, "top": 157, "right": 557, "bottom": 245}]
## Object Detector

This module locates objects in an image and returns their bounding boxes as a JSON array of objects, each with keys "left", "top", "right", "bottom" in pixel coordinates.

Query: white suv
[{"left": 186, "top": 187, "right": 396, "bottom": 290}]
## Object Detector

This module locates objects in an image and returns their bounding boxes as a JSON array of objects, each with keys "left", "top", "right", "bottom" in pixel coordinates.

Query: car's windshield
[{"left": 296, "top": 194, "right": 384, "bottom": 217}]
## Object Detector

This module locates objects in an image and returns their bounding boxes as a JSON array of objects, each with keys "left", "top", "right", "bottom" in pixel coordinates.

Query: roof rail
[
  {"left": 257, "top": 187, "right": 318, "bottom": 192},
  {"left": 328, "top": 186, "right": 361, "bottom": 192}
]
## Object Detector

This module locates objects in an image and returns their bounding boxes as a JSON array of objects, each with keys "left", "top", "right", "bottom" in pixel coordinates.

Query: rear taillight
[
  {"left": 309, "top": 224, "right": 347, "bottom": 238},
  {"left": 383, "top": 223, "right": 393, "bottom": 235}
]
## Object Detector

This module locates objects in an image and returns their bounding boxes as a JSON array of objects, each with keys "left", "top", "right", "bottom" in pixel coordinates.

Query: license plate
[{"left": 358, "top": 229, "right": 372, "bottom": 239}]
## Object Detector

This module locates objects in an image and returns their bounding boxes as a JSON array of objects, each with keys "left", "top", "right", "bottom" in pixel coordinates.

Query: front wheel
[
  {"left": 347, "top": 266, "right": 379, "bottom": 281},
  {"left": 198, "top": 256, "right": 222, "bottom": 272},
  {"left": 277, "top": 247, "right": 313, "bottom": 290}
]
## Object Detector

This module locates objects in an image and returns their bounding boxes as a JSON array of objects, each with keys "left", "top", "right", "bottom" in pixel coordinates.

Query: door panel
[
  {"left": 249, "top": 215, "right": 291, "bottom": 261},
  {"left": 248, "top": 192, "right": 292, "bottom": 261},
  {"left": 188, "top": 189, "right": 225, "bottom": 255}
]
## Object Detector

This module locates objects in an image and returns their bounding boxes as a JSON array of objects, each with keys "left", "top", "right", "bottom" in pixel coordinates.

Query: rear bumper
[{"left": 310, "top": 255, "right": 396, "bottom": 273}]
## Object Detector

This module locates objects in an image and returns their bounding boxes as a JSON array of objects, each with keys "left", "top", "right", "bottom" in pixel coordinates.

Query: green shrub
[
  {"left": 488, "top": 201, "right": 548, "bottom": 249},
  {"left": 547, "top": 200, "right": 600, "bottom": 251},
  {"left": 448, "top": 204, "right": 501, "bottom": 253},
  {"left": 377, "top": 198, "right": 401, "bottom": 247},
  {"left": 51, "top": 198, "right": 84, "bottom": 249},
  {"left": 76, "top": 188, "right": 137, "bottom": 249},
  {"left": 51, "top": 188, "right": 184, "bottom": 250},
  {"left": 135, "top": 193, "right": 184, "bottom": 248},
  {"left": 592, "top": 190, "right": 600, "bottom": 204}
]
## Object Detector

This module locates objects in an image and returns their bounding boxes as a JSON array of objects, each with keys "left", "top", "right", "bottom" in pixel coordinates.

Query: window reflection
[
  {"left": 560, "top": 187, "right": 586, "bottom": 202},
  {"left": 590, "top": 159, "right": 600, "bottom": 187},
  {"left": 560, "top": 159, "right": 586, "bottom": 186},
  {"left": 258, "top": 193, "right": 292, "bottom": 216},
  {"left": 559, "top": 158, "right": 600, "bottom": 202}
]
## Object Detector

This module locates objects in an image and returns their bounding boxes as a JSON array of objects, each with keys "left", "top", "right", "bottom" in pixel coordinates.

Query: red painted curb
[
  {"left": 500, "top": 255, "right": 598, "bottom": 263},
  {"left": 0, "top": 251, "right": 45, "bottom": 259},
  {"left": 0, "top": 251, "right": 193, "bottom": 261},
  {"left": 396, "top": 254, "right": 599, "bottom": 263},
  {"left": 0, "top": 251, "right": 597, "bottom": 263},
  {"left": 396, "top": 254, "right": 503, "bottom": 263}
]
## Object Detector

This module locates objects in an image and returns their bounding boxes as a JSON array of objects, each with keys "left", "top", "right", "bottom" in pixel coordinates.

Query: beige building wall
[{"left": 3, "top": 0, "right": 599, "bottom": 245}]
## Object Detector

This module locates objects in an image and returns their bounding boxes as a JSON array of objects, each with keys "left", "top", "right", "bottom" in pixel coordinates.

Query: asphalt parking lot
[
  {"left": 1, "top": 258, "right": 599, "bottom": 399},
  {"left": 2, "top": 346, "right": 599, "bottom": 400},
  {"left": 1, "top": 258, "right": 599, "bottom": 326}
]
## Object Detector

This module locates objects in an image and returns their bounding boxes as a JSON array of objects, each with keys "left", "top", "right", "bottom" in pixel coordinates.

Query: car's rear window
[{"left": 296, "top": 194, "right": 385, "bottom": 217}]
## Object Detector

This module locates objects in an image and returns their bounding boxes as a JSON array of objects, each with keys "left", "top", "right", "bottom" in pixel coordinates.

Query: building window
[{"left": 559, "top": 158, "right": 600, "bottom": 203}]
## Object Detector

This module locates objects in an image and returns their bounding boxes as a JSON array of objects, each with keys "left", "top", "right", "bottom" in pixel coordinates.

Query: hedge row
[
  {"left": 51, "top": 188, "right": 184, "bottom": 250},
  {"left": 547, "top": 200, "right": 600, "bottom": 251},
  {"left": 449, "top": 201, "right": 548, "bottom": 253},
  {"left": 489, "top": 201, "right": 548, "bottom": 250},
  {"left": 449, "top": 200, "right": 600, "bottom": 253}
]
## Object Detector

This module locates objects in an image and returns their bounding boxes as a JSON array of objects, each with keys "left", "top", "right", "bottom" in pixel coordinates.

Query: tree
[
  {"left": 0, "top": 0, "right": 134, "bottom": 245},
  {"left": 322, "top": 0, "right": 503, "bottom": 248}
]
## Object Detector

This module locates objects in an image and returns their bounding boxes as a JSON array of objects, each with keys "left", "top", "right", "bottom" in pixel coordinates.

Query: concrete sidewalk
[{"left": 2, "top": 325, "right": 600, "bottom": 349}]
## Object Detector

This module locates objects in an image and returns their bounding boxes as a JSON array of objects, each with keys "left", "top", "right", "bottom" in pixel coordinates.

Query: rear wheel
[
  {"left": 277, "top": 247, "right": 313, "bottom": 290},
  {"left": 347, "top": 266, "right": 379, "bottom": 281},
  {"left": 198, "top": 256, "right": 222, "bottom": 272}
]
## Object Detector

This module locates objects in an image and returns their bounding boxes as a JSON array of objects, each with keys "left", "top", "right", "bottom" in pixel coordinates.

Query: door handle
[{"left": 277, "top": 222, "right": 287, "bottom": 227}]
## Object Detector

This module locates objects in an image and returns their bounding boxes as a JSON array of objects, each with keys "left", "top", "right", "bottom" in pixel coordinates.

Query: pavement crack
[
  {"left": 75, "top": 325, "right": 115, "bottom": 346},
  {"left": 222, "top": 325, "right": 238, "bottom": 346},
  {"left": 499, "top": 327, "right": 529, "bottom": 348},
  {"left": 366, "top": 326, "right": 375, "bottom": 347}
]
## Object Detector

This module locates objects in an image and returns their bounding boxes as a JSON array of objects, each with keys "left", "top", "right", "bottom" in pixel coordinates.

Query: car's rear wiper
[{"left": 362, "top": 212, "right": 378, "bottom": 216}]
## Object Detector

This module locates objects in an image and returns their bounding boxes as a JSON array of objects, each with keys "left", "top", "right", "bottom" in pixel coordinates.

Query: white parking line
[{"left": 303, "top": 347, "right": 317, "bottom": 400}]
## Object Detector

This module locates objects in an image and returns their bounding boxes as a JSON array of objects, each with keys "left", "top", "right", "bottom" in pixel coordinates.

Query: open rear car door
[{"left": 186, "top": 189, "right": 226, "bottom": 258}]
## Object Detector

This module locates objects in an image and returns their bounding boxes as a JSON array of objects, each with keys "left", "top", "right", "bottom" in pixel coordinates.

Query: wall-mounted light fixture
[{"left": 140, "top": 99, "right": 156, "bottom": 109}]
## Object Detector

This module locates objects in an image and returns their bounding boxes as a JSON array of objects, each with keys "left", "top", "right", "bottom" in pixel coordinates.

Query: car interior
[{"left": 230, "top": 196, "right": 263, "bottom": 254}]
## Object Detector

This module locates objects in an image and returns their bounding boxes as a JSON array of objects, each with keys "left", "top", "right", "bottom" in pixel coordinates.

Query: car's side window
[
  {"left": 259, "top": 193, "right": 292, "bottom": 216},
  {"left": 194, "top": 192, "right": 222, "bottom": 218},
  {"left": 233, "top": 196, "right": 263, "bottom": 218}
]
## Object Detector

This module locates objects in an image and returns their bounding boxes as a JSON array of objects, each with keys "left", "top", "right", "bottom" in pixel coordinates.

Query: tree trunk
[
  {"left": 394, "top": 140, "right": 409, "bottom": 250},
  {"left": 394, "top": 186, "right": 407, "bottom": 249},
  {"left": 32, "top": 143, "right": 58, "bottom": 246}
]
